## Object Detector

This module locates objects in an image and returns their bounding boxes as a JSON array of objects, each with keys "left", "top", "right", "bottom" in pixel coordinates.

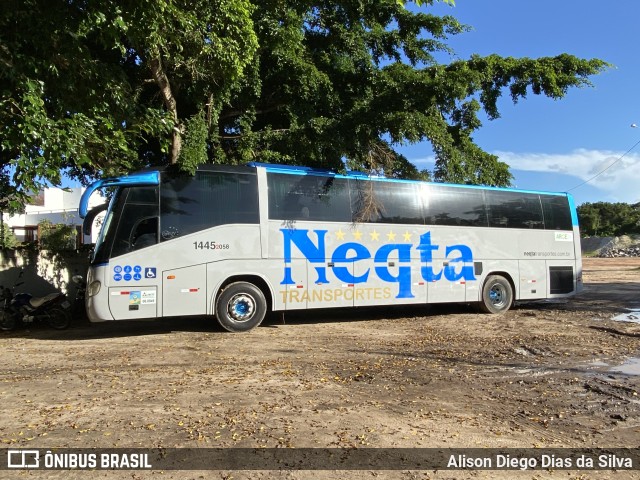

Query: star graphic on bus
[
  {"left": 403, "top": 231, "right": 412, "bottom": 241},
  {"left": 369, "top": 230, "right": 380, "bottom": 241},
  {"left": 352, "top": 230, "right": 363, "bottom": 240},
  {"left": 335, "top": 229, "right": 345, "bottom": 240},
  {"left": 386, "top": 230, "right": 396, "bottom": 241}
]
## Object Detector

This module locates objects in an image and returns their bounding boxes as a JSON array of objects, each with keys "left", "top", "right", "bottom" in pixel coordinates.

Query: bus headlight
[{"left": 88, "top": 280, "right": 101, "bottom": 297}]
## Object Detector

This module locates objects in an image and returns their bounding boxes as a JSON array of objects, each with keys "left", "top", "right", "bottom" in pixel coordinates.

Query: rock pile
[
  {"left": 598, "top": 246, "right": 640, "bottom": 258},
  {"left": 583, "top": 234, "right": 640, "bottom": 257}
]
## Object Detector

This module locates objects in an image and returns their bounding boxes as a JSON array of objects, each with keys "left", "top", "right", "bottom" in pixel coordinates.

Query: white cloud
[{"left": 495, "top": 149, "right": 640, "bottom": 203}]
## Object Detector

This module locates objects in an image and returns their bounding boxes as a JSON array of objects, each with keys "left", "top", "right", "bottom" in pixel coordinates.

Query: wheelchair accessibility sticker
[{"left": 113, "top": 265, "right": 153, "bottom": 282}]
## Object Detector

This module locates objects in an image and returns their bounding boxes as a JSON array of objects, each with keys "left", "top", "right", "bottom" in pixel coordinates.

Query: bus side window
[
  {"left": 160, "top": 171, "right": 259, "bottom": 241},
  {"left": 130, "top": 217, "right": 158, "bottom": 250},
  {"left": 351, "top": 180, "right": 424, "bottom": 224},
  {"left": 267, "top": 173, "right": 350, "bottom": 222},
  {"left": 486, "top": 191, "right": 544, "bottom": 229},
  {"left": 425, "top": 186, "right": 487, "bottom": 227}
]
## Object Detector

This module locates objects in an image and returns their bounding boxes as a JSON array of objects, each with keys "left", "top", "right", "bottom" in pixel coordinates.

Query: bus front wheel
[
  {"left": 479, "top": 275, "right": 513, "bottom": 314},
  {"left": 215, "top": 282, "right": 267, "bottom": 332}
]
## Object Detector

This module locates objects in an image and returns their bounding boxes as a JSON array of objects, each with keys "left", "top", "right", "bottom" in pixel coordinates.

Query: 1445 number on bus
[{"left": 193, "top": 241, "right": 230, "bottom": 250}]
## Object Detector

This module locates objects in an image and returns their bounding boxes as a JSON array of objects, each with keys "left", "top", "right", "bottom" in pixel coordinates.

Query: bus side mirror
[{"left": 83, "top": 203, "right": 108, "bottom": 236}]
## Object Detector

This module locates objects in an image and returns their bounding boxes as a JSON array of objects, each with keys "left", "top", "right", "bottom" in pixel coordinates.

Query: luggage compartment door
[{"left": 163, "top": 264, "right": 207, "bottom": 317}]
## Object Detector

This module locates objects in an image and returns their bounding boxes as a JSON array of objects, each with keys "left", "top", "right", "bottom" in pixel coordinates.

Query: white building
[{"left": 1, "top": 187, "right": 106, "bottom": 246}]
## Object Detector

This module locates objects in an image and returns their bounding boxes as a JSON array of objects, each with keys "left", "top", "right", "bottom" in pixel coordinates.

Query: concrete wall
[{"left": 0, "top": 248, "right": 89, "bottom": 299}]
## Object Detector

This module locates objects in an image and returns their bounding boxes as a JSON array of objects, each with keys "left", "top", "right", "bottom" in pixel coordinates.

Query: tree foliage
[
  {"left": 1, "top": 0, "right": 257, "bottom": 207},
  {"left": 577, "top": 202, "right": 640, "bottom": 237},
  {"left": 38, "top": 219, "right": 78, "bottom": 251},
  {"left": 0, "top": 0, "right": 607, "bottom": 210},
  {"left": 0, "top": 221, "right": 19, "bottom": 249}
]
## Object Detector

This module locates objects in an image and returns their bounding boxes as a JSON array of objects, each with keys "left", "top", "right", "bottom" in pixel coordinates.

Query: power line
[{"left": 567, "top": 137, "right": 640, "bottom": 192}]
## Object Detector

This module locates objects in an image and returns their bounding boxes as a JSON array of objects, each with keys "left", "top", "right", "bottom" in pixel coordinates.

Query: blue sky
[{"left": 397, "top": 0, "right": 640, "bottom": 205}]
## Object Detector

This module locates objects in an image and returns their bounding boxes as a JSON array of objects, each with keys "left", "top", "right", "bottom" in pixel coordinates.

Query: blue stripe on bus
[
  {"left": 251, "top": 162, "right": 573, "bottom": 199},
  {"left": 79, "top": 171, "right": 160, "bottom": 218},
  {"left": 566, "top": 193, "right": 579, "bottom": 227}
]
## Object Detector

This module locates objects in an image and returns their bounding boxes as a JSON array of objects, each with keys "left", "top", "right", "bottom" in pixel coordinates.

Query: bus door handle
[{"left": 327, "top": 262, "right": 334, "bottom": 267}]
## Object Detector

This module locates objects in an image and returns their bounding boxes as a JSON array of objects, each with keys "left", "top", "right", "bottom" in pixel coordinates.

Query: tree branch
[
  {"left": 149, "top": 56, "right": 182, "bottom": 163},
  {"left": 219, "top": 104, "right": 285, "bottom": 121}
]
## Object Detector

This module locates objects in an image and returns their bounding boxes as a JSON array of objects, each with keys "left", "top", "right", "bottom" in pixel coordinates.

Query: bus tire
[
  {"left": 215, "top": 282, "right": 267, "bottom": 332},
  {"left": 479, "top": 275, "right": 513, "bottom": 314}
]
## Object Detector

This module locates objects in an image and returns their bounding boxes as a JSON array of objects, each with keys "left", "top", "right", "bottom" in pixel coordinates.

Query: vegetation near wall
[
  {"left": 577, "top": 202, "right": 640, "bottom": 237},
  {"left": 0, "top": 226, "right": 19, "bottom": 249},
  {"left": 38, "top": 219, "right": 78, "bottom": 251}
]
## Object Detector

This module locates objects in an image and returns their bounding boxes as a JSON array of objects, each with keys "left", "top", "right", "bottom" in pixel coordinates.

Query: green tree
[
  {"left": 1, "top": 1, "right": 607, "bottom": 210},
  {"left": 0, "top": 222, "right": 19, "bottom": 249},
  {"left": 37, "top": 219, "right": 77, "bottom": 251},
  {"left": 0, "top": 0, "right": 257, "bottom": 206},
  {"left": 220, "top": 2, "right": 606, "bottom": 183},
  {"left": 577, "top": 202, "right": 640, "bottom": 237}
]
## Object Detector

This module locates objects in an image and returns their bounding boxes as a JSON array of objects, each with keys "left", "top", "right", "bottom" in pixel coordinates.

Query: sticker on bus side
[
  {"left": 129, "top": 291, "right": 141, "bottom": 305},
  {"left": 113, "top": 265, "right": 144, "bottom": 281},
  {"left": 141, "top": 291, "right": 156, "bottom": 304},
  {"left": 554, "top": 232, "right": 574, "bottom": 242}
]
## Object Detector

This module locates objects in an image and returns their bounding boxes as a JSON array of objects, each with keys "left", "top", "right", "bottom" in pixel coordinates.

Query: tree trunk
[{"left": 149, "top": 56, "right": 183, "bottom": 164}]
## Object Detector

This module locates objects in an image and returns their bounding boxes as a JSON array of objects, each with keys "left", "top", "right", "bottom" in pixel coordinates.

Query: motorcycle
[
  {"left": 0, "top": 271, "right": 71, "bottom": 331},
  {"left": 0, "top": 285, "right": 15, "bottom": 331},
  {"left": 71, "top": 274, "right": 87, "bottom": 321}
]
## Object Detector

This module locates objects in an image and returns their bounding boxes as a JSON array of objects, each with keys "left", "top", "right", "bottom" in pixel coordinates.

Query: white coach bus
[{"left": 79, "top": 163, "right": 582, "bottom": 332}]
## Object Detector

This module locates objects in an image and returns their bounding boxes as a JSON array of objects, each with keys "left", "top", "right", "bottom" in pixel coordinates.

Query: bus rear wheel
[
  {"left": 215, "top": 282, "right": 267, "bottom": 332},
  {"left": 479, "top": 275, "right": 513, "bottom": 314}
]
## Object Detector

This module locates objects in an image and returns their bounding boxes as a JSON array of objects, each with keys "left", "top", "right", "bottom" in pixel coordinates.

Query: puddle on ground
[
  {"left": 585, "top": 358, "right": 640, "bottom": 376},
  {"left": 609, "top": 357, "right": 640, "bottom": 376},
  {"left": 611, "top": 309, "right": 640, "bottom": 324}
]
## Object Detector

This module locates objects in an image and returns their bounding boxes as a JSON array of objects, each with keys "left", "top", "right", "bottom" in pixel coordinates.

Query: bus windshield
[
  {"left": 91, "top": 191, "right": 119, "bottom": 264},
  {"left": 91, "top": 186, "right": 159, "bottom": 265}
]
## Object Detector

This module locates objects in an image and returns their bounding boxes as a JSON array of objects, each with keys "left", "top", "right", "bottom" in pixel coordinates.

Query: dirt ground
[{"left": 1, "top": 258, "right": 639, "bottom": 480}]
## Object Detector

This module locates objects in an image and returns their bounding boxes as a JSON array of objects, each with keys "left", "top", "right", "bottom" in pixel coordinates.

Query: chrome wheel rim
[
  {"left": 489, "top": 283, "right": 507, "bottom": 308},
  {"left": 227, "top": 294, "right": 255, "bottom": 322}
]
